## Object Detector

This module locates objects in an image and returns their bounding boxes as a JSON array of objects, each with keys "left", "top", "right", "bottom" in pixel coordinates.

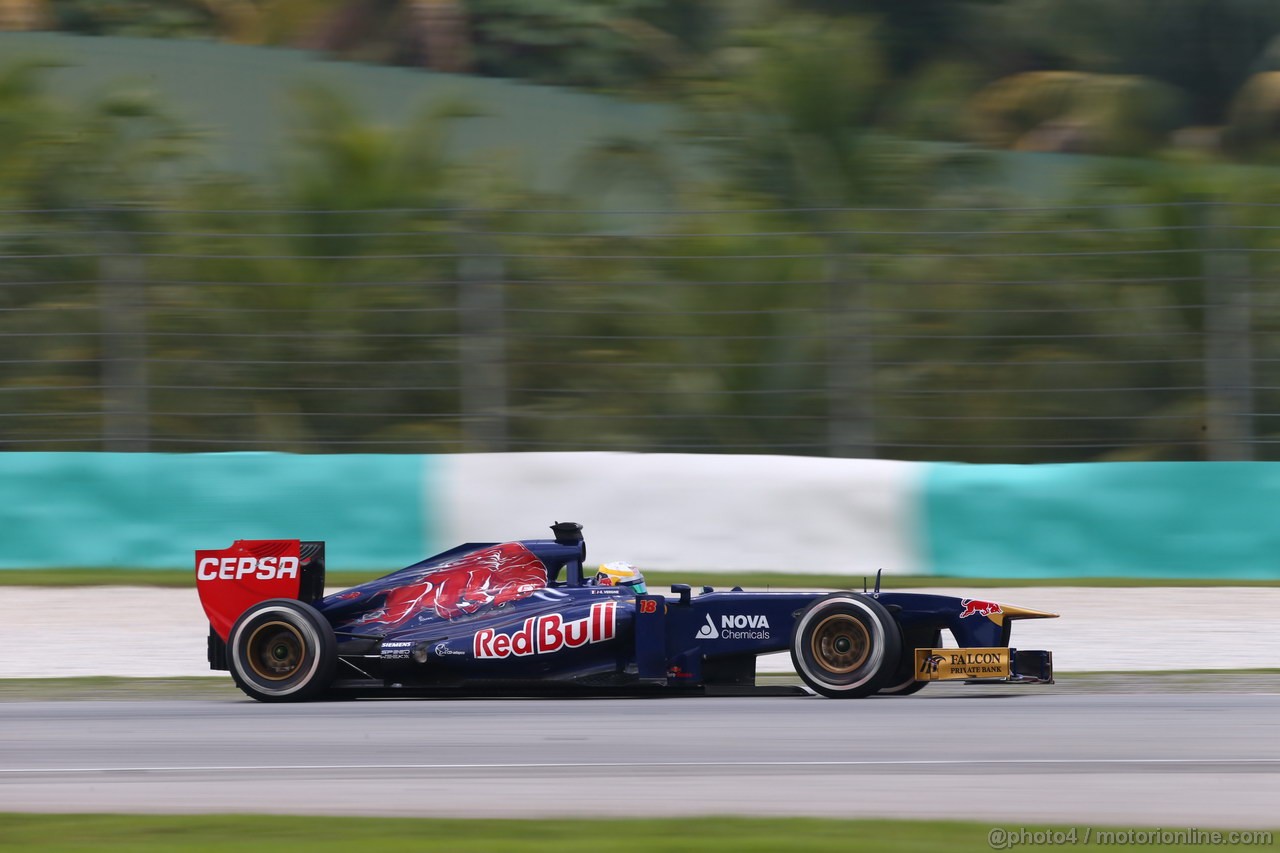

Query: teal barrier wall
[
  {"left": 923, "top": 461, "right": 1280, "bottom": 579},
  {"left": 6, "top": 453, "right": 1279, "bottom": 578},
  {"left": 0, "top": 453, "right": 433, "bottom": 569}
]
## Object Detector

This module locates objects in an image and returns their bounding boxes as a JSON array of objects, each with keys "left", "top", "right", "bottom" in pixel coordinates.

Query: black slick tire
[
  {"left": 878, "top": 627, "right": 942, "bottom": 696},
  {"left": 790, "top": 593, "right": 902, "bottom": 698},
  {"left": 228, "top": 599, "right": 337, "bottom": 703}
]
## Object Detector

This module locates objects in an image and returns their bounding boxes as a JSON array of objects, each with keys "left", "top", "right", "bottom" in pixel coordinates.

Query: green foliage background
[{"left": 6, "top": 2, "right": 1280, "bottom": 461}]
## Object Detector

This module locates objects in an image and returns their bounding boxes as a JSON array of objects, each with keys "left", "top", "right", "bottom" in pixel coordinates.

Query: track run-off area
[
  {"left": 1, "top": 691, "right": 1278, "bottom": 827},
  {"left": 3, "top": 586, "right": 1280, "bottom": 677}
]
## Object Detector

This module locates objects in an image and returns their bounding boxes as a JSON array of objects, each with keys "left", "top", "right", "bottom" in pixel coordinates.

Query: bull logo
[
  {"left": 959, "top": 598, "right": 1002, "bottom": 619},
  {"left": 350, "top": 543, "right": 546, "bottom": 629}
]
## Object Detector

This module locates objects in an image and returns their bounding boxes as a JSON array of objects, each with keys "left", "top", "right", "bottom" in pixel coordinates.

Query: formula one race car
[{"left": 196, "top": 523, "right": 1056, "bottom": 702}]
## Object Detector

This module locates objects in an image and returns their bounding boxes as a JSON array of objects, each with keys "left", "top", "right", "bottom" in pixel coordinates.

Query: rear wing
[{"left": 197, "top": 540, "right": 326, "bottom": 669}]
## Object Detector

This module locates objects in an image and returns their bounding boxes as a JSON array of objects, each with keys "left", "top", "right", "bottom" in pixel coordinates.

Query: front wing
[{"left": 914, "top": 647, "right": 1054, "bottom": 684}]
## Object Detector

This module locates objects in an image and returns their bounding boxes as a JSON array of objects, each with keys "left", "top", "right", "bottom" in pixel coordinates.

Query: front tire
[
  {"left": 790, "top": 594, "right": 901, "bottom": 698},
  {"left": 878, "top": 627, "right": 942, "bottom": 696},
  {"left": 228, "top": 599, "right": 337, "bottom": 702}
]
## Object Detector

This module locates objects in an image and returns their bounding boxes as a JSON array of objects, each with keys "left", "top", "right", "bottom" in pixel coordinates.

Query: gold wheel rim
[
  {"left": 246, "top": 621, "right": 305, "bottom": 681},
  {"left": 810, "top": 614, "right": 870, "bottom": 674}
]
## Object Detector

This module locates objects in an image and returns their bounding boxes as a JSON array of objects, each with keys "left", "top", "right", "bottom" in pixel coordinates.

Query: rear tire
[
  {"left": 878, "top": 627, "right": 942, "bottom": 696},
  {"left": 790, "top": 594, "right": 901, "bottom": 698},
  {"left": 228, "top": 599, "right": 337, "bottom": 702}
]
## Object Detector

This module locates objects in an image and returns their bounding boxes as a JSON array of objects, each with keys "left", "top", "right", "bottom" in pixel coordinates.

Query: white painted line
[{"left": 2, "top": 758, "right": 1279, "bottom": 775}]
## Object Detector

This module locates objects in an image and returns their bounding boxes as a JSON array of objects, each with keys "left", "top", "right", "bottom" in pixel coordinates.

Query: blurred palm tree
[
  {"left": 282, "top": 83, "right": 472, "bottom": 209},
  {"left": 141, "top": 85, "right": 482, "bottom": 451},
  {"left": 0, "top": 63, "right": 197, "bottom": 451},
  {"left": 689, "top": 15, "right": 986, "bottom": 208},
  {"left": 689, "top": 16, "right": 885, "bottom": 207}
]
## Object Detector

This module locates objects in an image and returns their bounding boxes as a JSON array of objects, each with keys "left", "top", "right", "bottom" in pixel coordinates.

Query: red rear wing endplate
[{"left": 195, "top": 539, "right": 306, "bottom": 640}]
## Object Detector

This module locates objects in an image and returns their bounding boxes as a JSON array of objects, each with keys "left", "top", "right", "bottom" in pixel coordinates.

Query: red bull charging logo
[
  {"left": 959, "top": 598, "right": 1002, "bottom": 619},
  {"left": 353, "top": 542, "right": 546, "bottom": 628}
]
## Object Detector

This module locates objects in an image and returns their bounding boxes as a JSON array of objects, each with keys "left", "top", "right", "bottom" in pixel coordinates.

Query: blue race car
[{"left": 196, "top": 522, "right": 1056, "bottom": 702}]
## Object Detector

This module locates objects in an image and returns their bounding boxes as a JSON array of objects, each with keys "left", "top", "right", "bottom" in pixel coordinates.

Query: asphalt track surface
[{"left": 2, "top": 689, "right": 1279, "bottom": 827}]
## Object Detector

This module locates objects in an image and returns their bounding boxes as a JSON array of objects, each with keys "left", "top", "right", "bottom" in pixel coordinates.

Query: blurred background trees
[
  {"left": 16, "top": 0, "right": 1280, "bottom": 156},
  {"left": 4, "top": 1, "right": 1280, "bottom": 461}
]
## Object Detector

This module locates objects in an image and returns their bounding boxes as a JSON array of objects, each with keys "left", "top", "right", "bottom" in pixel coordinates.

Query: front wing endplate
[{"left": 912, "top": 647, "right": 1054, "bottom": 684}]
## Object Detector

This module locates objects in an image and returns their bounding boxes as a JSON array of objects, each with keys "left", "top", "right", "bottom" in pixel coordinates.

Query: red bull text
[{"left": 473, "top": 601, "right": 618, "bottom": 659}]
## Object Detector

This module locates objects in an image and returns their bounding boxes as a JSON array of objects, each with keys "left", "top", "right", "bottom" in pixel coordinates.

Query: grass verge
[
  {"left": 3, "top": 569, "right": 1279, "bottom": 589},
  {"left": 0, "top": 677, "right": 242, "bottom": 701},
  {"left": 1, "top": 815, "right": 1273, "bottom": 853}
]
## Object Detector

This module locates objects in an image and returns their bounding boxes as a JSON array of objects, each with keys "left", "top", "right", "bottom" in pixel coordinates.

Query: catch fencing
[{"left": 2, "top": 202, "right": 1278, "bottom": 462}]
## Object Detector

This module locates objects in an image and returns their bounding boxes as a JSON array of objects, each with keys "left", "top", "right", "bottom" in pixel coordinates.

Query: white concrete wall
[{"left": 435, "top": 453, "right": 925, "bottom": 575}]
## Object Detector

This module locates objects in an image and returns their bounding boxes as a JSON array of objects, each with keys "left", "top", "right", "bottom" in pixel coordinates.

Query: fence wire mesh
[{"left": 1, "top": 203, "right": 1275, "bottom": 461}]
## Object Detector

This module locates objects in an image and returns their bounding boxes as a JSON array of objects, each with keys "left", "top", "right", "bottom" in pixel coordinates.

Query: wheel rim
[
  {"left": 246, "top": 621, "right": 306, "bottom": 681},
  {"left": 810, "top": 614, "right": 870, "bottom": 674}
]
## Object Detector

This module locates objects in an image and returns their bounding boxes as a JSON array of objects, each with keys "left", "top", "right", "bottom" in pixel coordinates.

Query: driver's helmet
[{"left": 594, "top": 561, "right": 647, "bottom": 595}]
